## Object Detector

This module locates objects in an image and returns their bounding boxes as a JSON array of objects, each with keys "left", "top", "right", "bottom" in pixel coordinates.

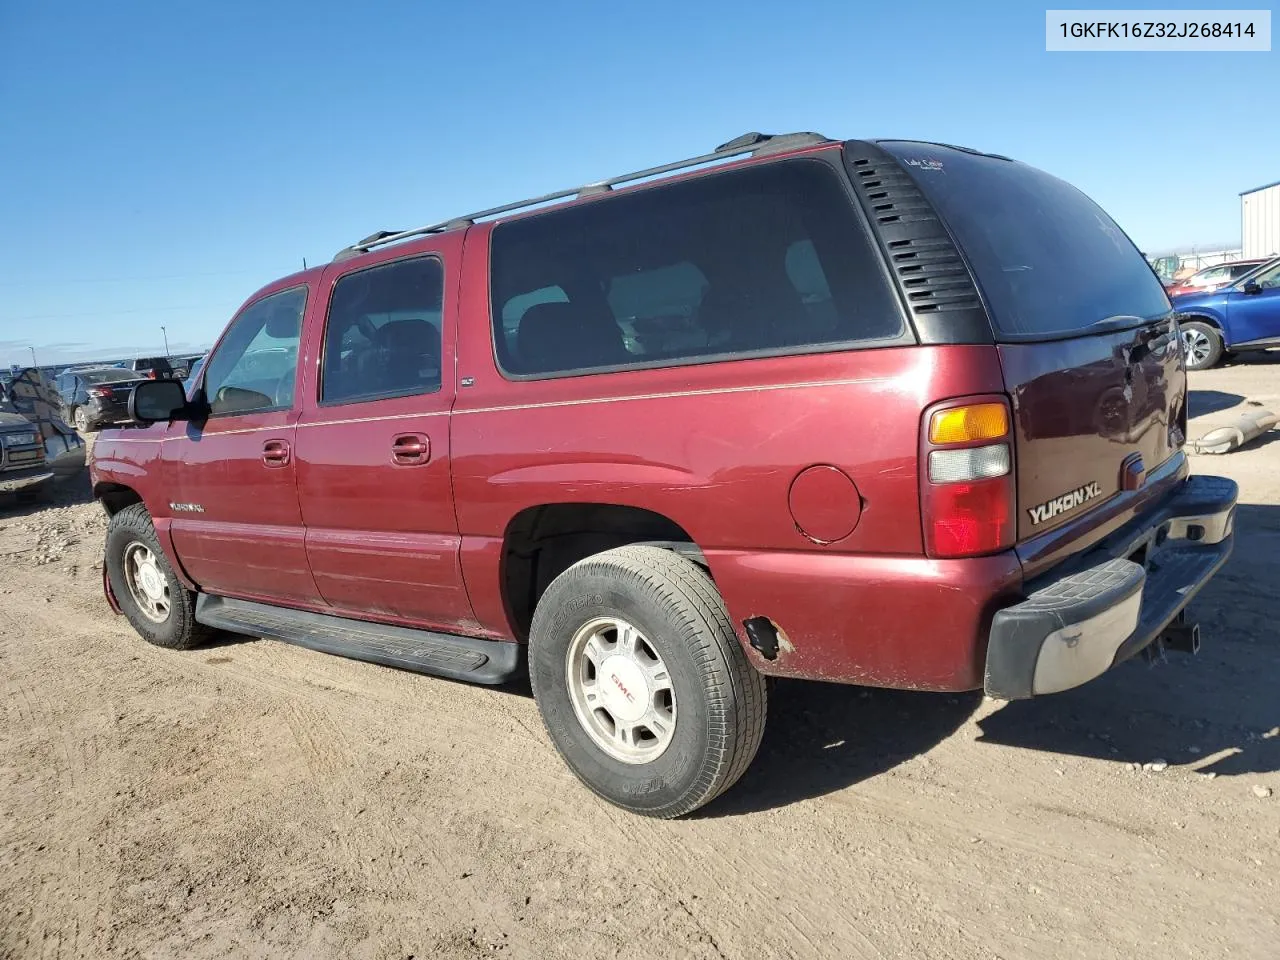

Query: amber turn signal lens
[{"left": 928, "top": 403, "right": 1009, "bottom": 445}]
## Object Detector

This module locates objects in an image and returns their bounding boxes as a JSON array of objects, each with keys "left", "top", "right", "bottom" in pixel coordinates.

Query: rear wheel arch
[{"left": 499, "top": 502, "right": 704, "bottom": 640}]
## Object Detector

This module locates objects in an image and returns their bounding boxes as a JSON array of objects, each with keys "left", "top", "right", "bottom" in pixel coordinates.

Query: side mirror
[
  {"left": 1243, "top": 280, "right": 1262, "bottom": 295},
  {"left": 130, "top": 379, "right": 191, "bottom": 423}
]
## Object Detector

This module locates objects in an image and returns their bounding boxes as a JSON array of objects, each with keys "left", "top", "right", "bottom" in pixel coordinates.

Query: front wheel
[
  {"left": 1181, "top": 320, "right": 1223, "bottom": 371},
  {"left": 105, "top": 504, "right": 212, "bottom": 650},
  {"left": 528, "top": 545, "right": 766, "bottom": 819}
]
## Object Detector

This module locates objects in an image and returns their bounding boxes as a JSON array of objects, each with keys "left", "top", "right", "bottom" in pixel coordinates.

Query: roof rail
[{"left": 331, "top": 130, "right": 830, "bottom": 261}]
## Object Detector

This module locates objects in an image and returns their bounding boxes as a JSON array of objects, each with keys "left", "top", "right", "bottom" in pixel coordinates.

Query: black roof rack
[{"left": 332, "top": 130, "right": 830, "bottom": 261}]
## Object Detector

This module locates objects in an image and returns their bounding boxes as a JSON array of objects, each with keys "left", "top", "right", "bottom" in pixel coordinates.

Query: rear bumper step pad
[{"left": 985, "top": 474, "right": 1237, "bottom": 699}]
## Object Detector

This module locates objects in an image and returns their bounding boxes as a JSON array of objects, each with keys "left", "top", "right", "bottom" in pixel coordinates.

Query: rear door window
[
  {"left": 321, "top": 256, "right": 444, "bottom": 405},
  {"left": 881, "top": 143, "right": 1171, "bottom": 339},
  {"left": 490, "top": 159, "right": 903, "bottom": 377}
]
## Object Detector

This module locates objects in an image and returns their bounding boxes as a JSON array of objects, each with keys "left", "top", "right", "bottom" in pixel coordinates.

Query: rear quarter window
[{"left": 489, "top": 159, "right": 905, "bottom": 378}]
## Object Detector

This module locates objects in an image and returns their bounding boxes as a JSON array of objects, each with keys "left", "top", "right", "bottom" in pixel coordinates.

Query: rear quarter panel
[{"left": 452, "top": 224, "right": 1011, "bottom": 687}]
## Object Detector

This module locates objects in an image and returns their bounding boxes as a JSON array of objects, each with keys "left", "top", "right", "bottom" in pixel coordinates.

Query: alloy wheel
[
  {"left": 122, "top": 541, "right": 171, "bottom": 624},
  {"left": 565, "top": 616, "right": 677, "bottom": 764}
]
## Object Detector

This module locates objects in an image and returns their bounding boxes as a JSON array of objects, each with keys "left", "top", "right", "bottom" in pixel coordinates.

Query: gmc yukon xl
[{"left": 90, "top": 132, "right": 1237, "bottom": 817}]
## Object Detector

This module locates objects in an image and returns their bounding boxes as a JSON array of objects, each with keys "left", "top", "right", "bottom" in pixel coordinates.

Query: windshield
[
  {"left": 881, "top": 142, "right": 1171, "bottom": 339},
  {"left": 82, "top": 369, "right": 140, "bottom": 384}
]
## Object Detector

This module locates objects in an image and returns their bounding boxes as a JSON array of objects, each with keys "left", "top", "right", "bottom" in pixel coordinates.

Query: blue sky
[{"left": 1, "top": 0, "right": 1275, "bottom": 368}]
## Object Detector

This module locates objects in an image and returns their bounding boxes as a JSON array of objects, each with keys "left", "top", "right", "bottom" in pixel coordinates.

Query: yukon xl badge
[
  {"left": 1028, "top": 482, "right": 1102, "bottom": 526},
  {"left": 169, "top": 502, "right": 205, "bottom": 513}
]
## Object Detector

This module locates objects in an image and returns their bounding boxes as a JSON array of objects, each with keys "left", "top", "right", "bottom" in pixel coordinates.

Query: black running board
[{"left": 195, "top": 594, "right": 522, "bottom": 685}]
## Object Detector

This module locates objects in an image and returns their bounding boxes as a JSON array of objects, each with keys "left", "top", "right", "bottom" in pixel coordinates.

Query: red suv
[
  {"left": 93, "top": 132, "right": 1236, "bottom": 818},
  {"left": 1166, "top": 258, "right": 1271, "bottom": 299}
]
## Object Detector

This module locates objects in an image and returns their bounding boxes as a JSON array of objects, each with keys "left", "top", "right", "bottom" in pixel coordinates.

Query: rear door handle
[
  {"left": 262, "top": 439, "right": 291, "bottom": 467},
  {"left": 392, "top": 433, "right": 430, "bottom": 465}
]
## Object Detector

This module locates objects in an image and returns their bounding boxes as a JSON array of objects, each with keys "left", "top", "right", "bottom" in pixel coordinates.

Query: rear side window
[
  {"left": 490, "top": 160, "right": 902, "bottom": 377},
  {"left": 322, "top": 257, "right": 444, "bottom": 405},
  {"left": 882, "top": 143, "right": 1171, "bottom": 339}
]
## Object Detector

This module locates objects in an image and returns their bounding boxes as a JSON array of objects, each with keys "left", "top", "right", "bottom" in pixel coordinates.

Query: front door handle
[
  {"left": 262, "top": 439, "right": 291, "bottom": 467},
  {"left": 392, "top": 433, "right": 430, "bottom": 465}
]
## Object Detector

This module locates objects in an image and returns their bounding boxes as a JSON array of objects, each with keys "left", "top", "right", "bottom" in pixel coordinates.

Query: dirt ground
[{"left": 3, "top": 361, "right": 1279, "bottom": 960}]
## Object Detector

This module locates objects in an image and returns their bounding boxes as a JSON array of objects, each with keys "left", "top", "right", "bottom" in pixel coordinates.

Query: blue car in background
[{"left": 1173, "top": 257, "right": 1280, "bottom": 370}]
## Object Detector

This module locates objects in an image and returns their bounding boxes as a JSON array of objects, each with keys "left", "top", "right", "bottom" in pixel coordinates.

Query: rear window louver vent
[{"left": 843, "top": 142, "right": 988, "bottom": 335}]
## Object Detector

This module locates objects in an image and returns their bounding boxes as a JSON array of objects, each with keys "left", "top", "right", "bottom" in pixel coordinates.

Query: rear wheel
[
  {"left": 105, "top": 504, "right": 211, "bottom": 650},
  {"left": 72, "top": 406, "right": 92, "bottom": 433},
  {"left": 528, "top": 545, "right": 766, "bottom": 819},
  {"left": 1181, "top": 320, "right": 1223, "bottom": 371}
]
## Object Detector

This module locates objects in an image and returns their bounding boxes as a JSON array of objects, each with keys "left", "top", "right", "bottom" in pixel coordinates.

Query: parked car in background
[
  {"left": 1173, "top": 258, "right": 1280, "bottom": 369},
  {"left": 0, "top": 410, "right": 47, "bottom": 500},
  {"left": 1, "top": 368, "right": 86, "bottom": 502},
  {"left": 117, "top": 357, "right": 176, "bottom": 380},
  {"left": 1166, "top": 258, "right": 1271, "bottom": 299},
  {"left": 94, "top": 131, "right": 1234, "bottom": 818},
  {"left": 55, "top": 367, "right": 147, "bottom": 432}
]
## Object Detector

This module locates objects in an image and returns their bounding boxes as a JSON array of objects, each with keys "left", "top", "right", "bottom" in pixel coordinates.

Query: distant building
[{"left": 1241, "top": 180, "right": 1280, "bottom": 260}]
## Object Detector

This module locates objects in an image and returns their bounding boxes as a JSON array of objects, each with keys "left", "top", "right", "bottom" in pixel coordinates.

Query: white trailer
[{"left": 1241, "top": 181, "right": 1280, "bottom": 260}]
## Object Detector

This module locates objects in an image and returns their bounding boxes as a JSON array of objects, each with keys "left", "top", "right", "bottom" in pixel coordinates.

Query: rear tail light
[
  {"left": 927, "top": 402, "right": 1009, "bottom": 444},
  {"left": 87, "top": 386, "right": 112, "bottom": 399},
  {"left": 921, "top": 397, "right": 1016, "bottom": 559}
]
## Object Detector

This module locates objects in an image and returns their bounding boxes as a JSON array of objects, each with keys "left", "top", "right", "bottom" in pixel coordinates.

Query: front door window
[{"left": 202, "top": 287, "right": 307, "bottom": 416}]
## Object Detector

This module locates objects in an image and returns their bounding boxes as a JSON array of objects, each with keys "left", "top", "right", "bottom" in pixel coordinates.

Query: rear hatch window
[{"left": 880, "top": 142, "right": 1171, "bottom": 339}]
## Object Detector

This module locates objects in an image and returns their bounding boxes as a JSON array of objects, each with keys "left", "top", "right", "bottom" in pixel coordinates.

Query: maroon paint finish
[
  {"left": 89, "top": 424, "right": 199, "bottom": 591},
  {"left": 788, "top": 465, "right": 862, "bottom": 543},
  {"left": 161, "top": 410, "right": 317, "bottom": 605},
  {"left": 102, "top": 562, "right": 122, "bottom": 615},
  {"left": 290, "top": 237, "right": 477, "bottom": 632},
  {"left": 999, "top": 320, "right": 1185, "bottom": 546},
  {"left": 707, "top": 548, "right": 1023, "bottom": 688},
  {"left": 87, "top": 141, "right": 1198, "bottom": 693}
]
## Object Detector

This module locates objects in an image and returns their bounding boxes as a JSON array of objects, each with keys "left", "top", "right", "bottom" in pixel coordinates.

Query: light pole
[
  {"left": 161, "top": 326, "right": 170, "bottom": 357},
  {"left": 28, "top": 346, "right": 37, "bottom": 369}
]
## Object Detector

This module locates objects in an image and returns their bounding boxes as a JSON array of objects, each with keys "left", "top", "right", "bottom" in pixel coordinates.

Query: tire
[
  {"left": 105, "top": 504, "right": 212, "bottom": 651},
  {"left": 528, "top": 545, "right": 766, "bottom": 819},
  {"left": 1180, "top": 320, "right": 1223, "bottom": 371},
  {"left": 72, "top": 406, "right": 93, "bottom": 433}
]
